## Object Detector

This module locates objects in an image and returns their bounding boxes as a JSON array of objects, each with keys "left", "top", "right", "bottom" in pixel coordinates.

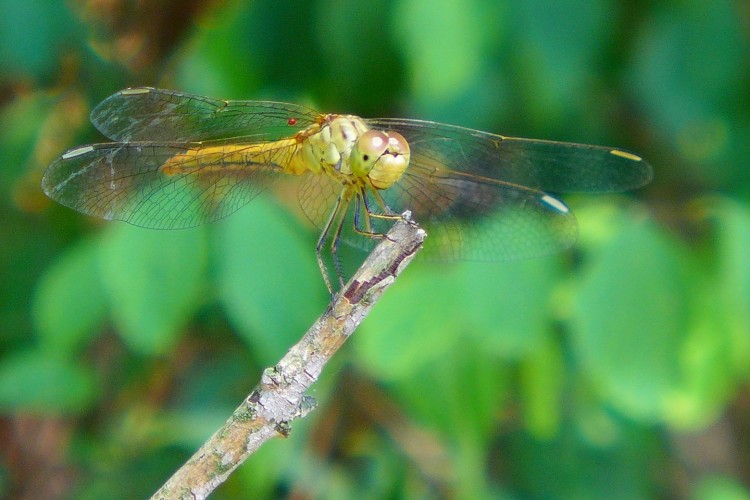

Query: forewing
[
  {"left": 42, "top": 141, "right": 286, "bottom": 229},
  {"left": 92, "top": 87, "right": 320, "bottom": 142},
  {"left": 367, "top": 118, "right": 653, "bottom": 193}
]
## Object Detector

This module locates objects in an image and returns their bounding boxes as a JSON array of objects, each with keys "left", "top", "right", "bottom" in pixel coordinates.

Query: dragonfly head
[{"left": 351, "top": 130, "right": 410, "bottom": 190}]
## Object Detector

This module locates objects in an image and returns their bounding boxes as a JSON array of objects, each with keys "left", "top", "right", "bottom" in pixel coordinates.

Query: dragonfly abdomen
[{"left": 160, "top": 139, "right": 298, "bottom": 177}]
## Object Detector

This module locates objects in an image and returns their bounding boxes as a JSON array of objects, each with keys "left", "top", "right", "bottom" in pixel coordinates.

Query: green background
[{"left": 2, "top": 0, "right": 749, "bottom": 498}]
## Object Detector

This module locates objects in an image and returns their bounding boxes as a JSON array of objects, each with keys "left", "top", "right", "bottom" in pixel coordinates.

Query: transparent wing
[
  {"left": 380, "top": 163, "right": 577, "bottom": 261},
  {"left": 42, "top": 140, "right": 290, "bottom": 229},
  {"left": 333, "top": 117, "right": 653, "bottom": 260},
  {"left": 298, "top": 169, "right": 342, "bottom": 232},
  {"left": 296, "top": 154, "right": 576, "bottom": 261},
  {"left": 91, "top": 87, "right": 321, "bottom": 142},
  {"left": 367, "top": 118, "right": 653, "bottom": 193}
]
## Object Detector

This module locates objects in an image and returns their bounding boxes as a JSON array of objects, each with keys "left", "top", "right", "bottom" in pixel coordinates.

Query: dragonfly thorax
[{"left": 294, "top": 115, "right": 410, "bottom": 190}]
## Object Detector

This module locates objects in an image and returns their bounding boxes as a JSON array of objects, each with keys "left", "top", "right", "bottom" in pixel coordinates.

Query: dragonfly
[{"left": 42, "top": 87, "right": 652, "bottom": 293}]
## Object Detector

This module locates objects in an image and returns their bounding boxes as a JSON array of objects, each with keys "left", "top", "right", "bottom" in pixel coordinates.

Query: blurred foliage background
[{"left": 1, "top": 0, "right": 749, "bottom": 498}]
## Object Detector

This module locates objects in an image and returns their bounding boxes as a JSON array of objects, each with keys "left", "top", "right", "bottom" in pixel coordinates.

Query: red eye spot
[{"left": 288, "top": 118, "right": 297, "bottom": 126}]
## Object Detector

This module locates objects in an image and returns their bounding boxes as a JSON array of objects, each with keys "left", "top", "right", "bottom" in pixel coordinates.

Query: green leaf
[
  {"left": 693, "top": 475, "right": 750, "bottom": 500},
  {"left": 311, "top": 0, "right": 404, "bottom": 114},
  {"left": 520, "top": 334, "right": 564, "bottom": 438},
  {"left": 509, "top": 0, "right": 611, "bottom": 130},
  {"left": 713, "top": 199, "right": 750, "bottom": 370},
  {"left": 356, "top": 254, "right": 561, "bottom": 379},
  {"left": 630, "top": 0, "right": 744, "bottom": 184},
  {"left": 461, "top": 258, "right": 562, "bottom": 358},
  {"left": 0, "top": 91, "right": 54, "bottom": 200},
  {"left": 654, "top": 199, "right": 750, "bottom": 428},
  {"left": 503, "top": 418, "right": 664, "bottom": 498},
  {"left": 175, "top": 1, "right": 319, "bottom": 102},
  {"left": 173, "top": 2, "right": 260, "bottom": 98},
  {"left": 353, "top": 263, "right": 464, "bottom": 381},
  {"left": 393, "top": 0, "right": 498, "bottom": 118},
  {"left": 0, "top": 349, "right": 97, "bottom": 413},
  {"left": 97, "top": 224, "right": 208, "bottom": 355},
  {"left": 232, "top": 437, "right": 295, "bottom": 499},
  {"left": 389, "top": 339, "right": 511, "bottom": 498},
  {"left": 668, "top": 288, "right": 736, "bottom": 428},
  {"left": 387, "top": 329, "right": 510, "bottom": 439},
  {"left": 0, "top": 0, "right": 78, "bottom": 82},
  {"left": 33, "top": 237, "right": 106, "bottom": 353},
  {"left": 216, "top": 197, "right": 325, "bottom": 363},
  {"left": 571, "top": 209, "right": 689, "bottom": 421}
]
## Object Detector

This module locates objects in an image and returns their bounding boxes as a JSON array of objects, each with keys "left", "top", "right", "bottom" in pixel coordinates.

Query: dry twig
[{"left": 152, "top": 213, "right": 426, "bottom": 499}]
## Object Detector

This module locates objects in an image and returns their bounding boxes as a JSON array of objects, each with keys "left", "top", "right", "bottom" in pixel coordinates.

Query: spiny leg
[
  {"left": 367, "top": 189, "right": 404, "bottom": 224},
  {"left": 353, "top": 189, "right": 402, "bottom": 241},
  {"left": 329, "top": 203, "right": 349, "bottom": 289},
  {"left": 352, "top": 195, "right": 378, "bottom": 238},
  {"left": 316, "top": 193, "right": 347, "bottom": 296}
]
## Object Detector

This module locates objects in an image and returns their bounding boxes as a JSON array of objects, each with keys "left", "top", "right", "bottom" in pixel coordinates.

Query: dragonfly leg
[
  {"left": 352, "top": 195, "right": 377, "bottom": 237},
  {"left": 317, "top": 193, "right": 347, "bottom": 295},
  {"left": 352, "top": 189, "right": 401, "bottom": 241},
  {"left": 329, "top": 206, "right": 348, "bottom": 290}
]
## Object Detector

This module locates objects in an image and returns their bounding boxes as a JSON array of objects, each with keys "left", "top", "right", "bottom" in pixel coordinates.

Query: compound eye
[
  {"left": 357, "top": 130, "right": 389, "bottom": 163},
  {"left": 351, "top": 130, "right": 389, "bottom": 176},
  {"left": 384, "top": 131, "right": 410, "bottom": 156}
]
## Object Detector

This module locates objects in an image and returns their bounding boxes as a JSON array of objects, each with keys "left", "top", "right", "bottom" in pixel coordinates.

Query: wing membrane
[
  {"left": 44, "top": 91, "right": 652, "bottom": 265},
  {"left": 367, "top": 118, "right": 653, "bottom": 193},
  {"left": 42, "top": 140, "right": 289, "bottom": 229},
  {"left": 92, "top": 87, "right": 320, "bottom": 142},
  {"left": 295, "top": 147, "right": 577, "bottom": 261},
  {"left": 381, "top": 160, "right": 577, "bottom": 261}
]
